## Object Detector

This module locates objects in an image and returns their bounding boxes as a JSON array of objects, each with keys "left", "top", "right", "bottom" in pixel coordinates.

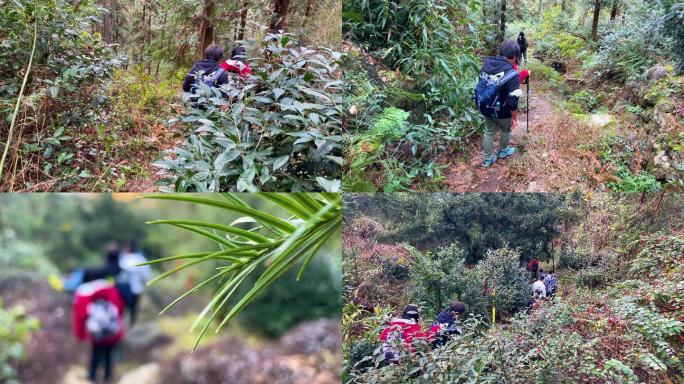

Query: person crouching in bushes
[
  {"left": 432, "top": 301, "right": 466, "bottom": 347},
  {"left": 379, "top": 304, "right": 438, "bottom": 363},
  {"left": 532, "top": 279, "right": 547, "bottom": 300},
  {"left": 182, "top": 44, "right": 231, "bottom": 95},
  {"left": 221, "top": 45, "right": 252, "bottom": 79},
  {"left": 543, "top": 270, "right": 558, "bottom": 297}
]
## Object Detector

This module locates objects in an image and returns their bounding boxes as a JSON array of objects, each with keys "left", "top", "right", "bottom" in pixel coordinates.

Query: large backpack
[
  {"left": 473, "top": 69, "right": 519, "bottom": 118},
  {"left": 191, "top": 67, "right": 226, "bottom": 94},
  {"left": 86, "top": 299, "right": 122, "bottom": 343}
]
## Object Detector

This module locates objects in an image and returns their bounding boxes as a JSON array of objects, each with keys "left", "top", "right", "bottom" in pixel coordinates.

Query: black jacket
[
  {"left": 480, "top": 56, "right": 521, "bottom": 119},
  {"left": 182, "top": 59, "right": 230, "bottom": 93},
  {"left": 518, "top": 36, "right": 528, "bottom": 53}
]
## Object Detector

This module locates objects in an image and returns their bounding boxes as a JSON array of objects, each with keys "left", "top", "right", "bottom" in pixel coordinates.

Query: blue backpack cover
[
  {"left": 191, "top": 67, "right": 226, "bottom": 94},
  {"left": 473, "top": 69, "right": 519, "bottom": 118}
]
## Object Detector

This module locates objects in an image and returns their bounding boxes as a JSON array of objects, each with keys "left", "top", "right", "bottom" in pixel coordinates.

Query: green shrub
[
  {"left": 575, "top": 267, "right": 606, "bottom": 289},
  {"left": 0, "top": 299, "right": 40, "bottom": 384},
  {"left": 156, "top": 33, "right": 343, "bottom": 192}
]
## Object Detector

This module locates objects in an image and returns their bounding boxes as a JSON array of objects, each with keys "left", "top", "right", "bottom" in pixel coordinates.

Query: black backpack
[{"left": 473, "top": 70, "right": 519, "bottom": 118}]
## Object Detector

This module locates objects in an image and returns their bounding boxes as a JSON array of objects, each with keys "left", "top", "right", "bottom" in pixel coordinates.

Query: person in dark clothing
[
  {"left": 89, "top": 345, "right": 114, "bottom": 383},
  {"left": 479, "top": 40, "right": 522, "bottom": 167},
  {"left": 182, "top": 44, "right": 231, "bottom": 93},
  {"left": 517, "top": 32, "right": 528, "bottom": 66},
  {"left": 433, "top": 301, "right": 466, "bottom": 347},
  {"left": 83, "top": 243, "right": 121, "bottom": 283}
]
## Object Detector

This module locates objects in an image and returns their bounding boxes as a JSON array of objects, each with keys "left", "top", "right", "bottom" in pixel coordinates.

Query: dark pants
[
  {"left": 88, "top": 345, "right": 113, "bottom": 382},
  {"left": 128, "top": 294, "right": 139, "bottom": 325}
]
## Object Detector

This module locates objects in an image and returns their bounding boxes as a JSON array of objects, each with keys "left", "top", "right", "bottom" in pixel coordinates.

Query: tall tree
[
  {"left": 102, "top": 0, "right": 114, "bottom": 43},
  {"left": 238, "top": 0, "right": 249, "bottom": 41},
  {"left": 591, "top": 0, "right": 601, "bottom": 41},
  {"left": 270, "top": 0, "right": 291, "bottom": 32},
  {"left": 198, "top": 0, "right": 215, "bottom": 57},
  {"left": 610, "top": 0, "right": 618, "bottom": 21}
]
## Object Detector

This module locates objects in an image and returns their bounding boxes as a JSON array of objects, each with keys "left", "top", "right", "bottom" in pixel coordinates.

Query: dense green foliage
[
  {"left": 343, "top": 194, "right": 684, "bottom": 383},
  {"left": 342, "top": 0, "right": 492, "bottom": 191},
  {"left": 157, "top": 33, "right": 343, "bottom": 192},
  {"left": 346, "top": 193, "right": 580, "bottom": 263},
  {"left": 0, "top": 300, "right": 40, "bottom": 384}
]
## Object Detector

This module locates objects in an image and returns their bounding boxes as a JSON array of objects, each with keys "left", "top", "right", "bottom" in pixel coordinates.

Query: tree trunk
[
  {"left": 591, "top": 0, "right": 601, "bottom": 41},
  {"left": 198, "top": 0, "right": 215, "bottom": 58},
  {"left": 238, "top": 0, "right": 249, "bottom": 41},
  {"left": 138, "top": 1, "right": 146, "bottom": 65},
  {"left": 102, "top": 0, "right": 114, "bottom": 43},
  {"left": 155, "top": 11, "right": 167, "bottom": 76},
  {"left": 270, "top": 0, "right": 291, "bottom": 32},
  {"left": 500, "top": 0, "right": 507, "bottom": 44},
  {"left": 610, "top": 0, "right": 618, "bottom": 21},
  {"left": 302, "top": 0, "right": 313, "bottom": 29},
  {"left": 561, "top": 0, "right": 566, "bottom": 12}
]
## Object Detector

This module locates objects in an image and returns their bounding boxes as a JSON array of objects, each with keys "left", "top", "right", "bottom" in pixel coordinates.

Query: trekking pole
[
  {"left": 526, "top": 77, "right": 530, "bottom": 133},
  {"left": 491, "top": 288, "right": 496, "bottom": 329}
]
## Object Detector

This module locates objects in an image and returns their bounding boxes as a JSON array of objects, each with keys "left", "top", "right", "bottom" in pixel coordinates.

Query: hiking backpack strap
[{"left": 208, "top": 67, "right": 226, "bottom": 85}]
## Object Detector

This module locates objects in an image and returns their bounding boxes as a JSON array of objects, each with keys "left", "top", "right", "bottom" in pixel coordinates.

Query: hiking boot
[
  {"left": 498, "top": 147, "right": 517, "bottom": 159},
  {"left": 482, "top": 155, "right": 497, "bottom": 167}
]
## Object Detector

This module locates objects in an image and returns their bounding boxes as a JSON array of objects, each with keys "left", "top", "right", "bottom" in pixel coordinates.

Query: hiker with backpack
[
  {"left": 182, "top": 44, "right": 230, "bottom": 95},
  {"left": 432, "top": 301, "right": 465, "bottom": 347},
  {"left": 517, "top": 32, "right": 528, "bottom": 66},
  {"left": 474, "top": 40, "right": 523, "bottom": 167},
  {"left": 73, "top": 279, "right": 126, "bottom": 383},
  {"left": 117, "top": 240, "right": 152, "bottom": 325},
  {"left": 379, "top": 304, "right": 438, "bottom": 363},
  {"left": 543, "top": 270, "right": 558, "bottom": 297},
  {"left": 221, "top": 45, "right": 252, "bottom": 79},
  {"left": 532, "top": 279, "right": 547, "bottom": 300}
]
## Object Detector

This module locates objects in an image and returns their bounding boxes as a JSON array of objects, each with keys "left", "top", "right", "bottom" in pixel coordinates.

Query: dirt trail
[{"left": 443, "top": 88, "right": 604, "bottom": 192}]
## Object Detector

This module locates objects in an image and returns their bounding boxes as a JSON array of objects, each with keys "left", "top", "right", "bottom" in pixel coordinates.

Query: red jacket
[
  {"left": 73, "top": 280, "right": 126, "bottom": 346},
  {"left": 379, "top": 318, "right": 439, "bottom": 350},
  {"left": 513, "top": 63, "right": 530, "bottom": 84},
  {"left": 220, "top": 60, "right": 252, "bottom": 78}
]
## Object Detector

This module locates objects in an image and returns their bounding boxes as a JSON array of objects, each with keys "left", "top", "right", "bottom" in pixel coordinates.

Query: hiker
[
  {"left": 117, "top": 240, "right": 152, "bottom": 325},
  {"left": 73, "top": 279, "right": 126, "bottom": 383},
  {"left": 83, "top": 243, "right": 122, "bottom": 283},
  {"left": 526, "top": 257, "right": 539, "bottom": 280},
  {"left": 517, "top": 32, "right": 528, "bottom": 66},
  {"left": 432, "top": 301, "right": 465, "bottom": 347},
  {"left": 182, "top": 44, "right": 231, "bottom": 94},
  {"left": 532, "top": 279, "right": 547, "bottom": 299},
  {"left": 379, "top": 304, "right": 437, "bottom": 363},
  {"left": 543, "top": 270, "right": 558, "bottom": 297},
  {"left": 539, "top": 267, "right": 547, "bottom": 281},
  {"left": 474, "top": 40, "right": 523, "bottom": 167},
  {"left": 221, "top": 45, "right": 252, "bottom": 79}
]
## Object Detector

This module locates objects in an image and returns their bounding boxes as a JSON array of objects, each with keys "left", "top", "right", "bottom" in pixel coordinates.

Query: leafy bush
[
  {"left": 238, "top": 257, "right": 341, "bottom": 338},
  {"left": 156, "top": 33, "right": 343, "bottom": 192},
  {"left": 0, "top": 299, "right": 40, "bottom": 384},
  {"left": 575, "top": 267, "right": 607, "bottom": 289}
]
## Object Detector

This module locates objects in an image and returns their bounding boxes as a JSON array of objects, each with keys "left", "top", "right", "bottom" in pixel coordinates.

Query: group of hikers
[
  {"left": 62, "top": 240, "right": 152, "bottom": 383},
  {"left": 182, "top": 43, "right": 252, "bottom": 95},
  {"left": 378, "top": 255, "right": 559, "bottom": 364},
  {"left": 474, "top": 32, "right": 530, "bottom": 167}
]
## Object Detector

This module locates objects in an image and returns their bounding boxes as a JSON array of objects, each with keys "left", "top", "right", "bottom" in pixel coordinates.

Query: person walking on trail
[
  {"left": 221, "top": 45, "right": 252, "bottom": 79},
  {"left": 379, "top": 304, "right": 437, "bottom": 363},
  {"left": 432, "top": 301, "right": 465, "bottom": 347},
  {"left": 517, "top": 32, "right": 528, "bottom": 66},
  {"left": 182, "top": 44, "right": 231, "bottom": 94},
  {"left": 117, "top": 240, "right": 152, "bottom": 325},
  {"left": 73, "top": 279, "right": 126, "bottom": 384},
  {"left": 82, "top": 244, "right": 122, "bottom": 284},
  {"left": 474, "top": 40, "right": 523, "bottom": 167}
]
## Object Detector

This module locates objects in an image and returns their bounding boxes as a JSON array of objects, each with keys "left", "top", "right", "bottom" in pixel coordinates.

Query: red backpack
[{"left": 73, "top": 280, "right": 126, "bottom": 346}]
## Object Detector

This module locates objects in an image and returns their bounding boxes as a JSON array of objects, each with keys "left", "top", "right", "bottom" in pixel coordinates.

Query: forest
[
  {"left": 342, "top": 193, "right": 684, "bottom": 383},
  {"left": 342, "top": 0, "right": 684, "bottom": 192},
  {"left": 1, "top": 0, "right": 343, "bottom": 192},
  {"left": 0, "top": 193, "right": 342, "bottom": 384}
]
